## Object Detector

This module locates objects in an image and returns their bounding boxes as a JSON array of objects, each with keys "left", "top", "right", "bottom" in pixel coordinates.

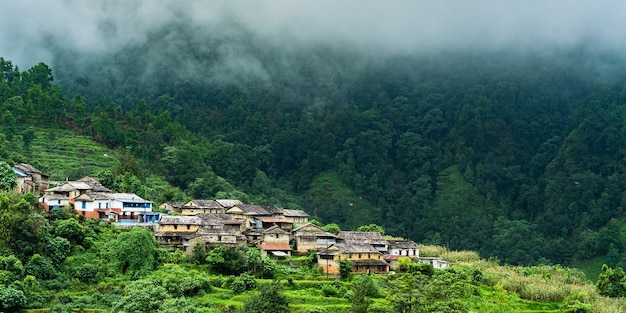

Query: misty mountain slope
[{"left": 16, "top": 19, "right": 626, "bottom": 266}]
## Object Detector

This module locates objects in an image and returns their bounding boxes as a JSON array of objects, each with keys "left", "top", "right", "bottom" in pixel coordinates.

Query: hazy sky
[{"left": 2, "top": 0, "right": 625, "bottom": 67}]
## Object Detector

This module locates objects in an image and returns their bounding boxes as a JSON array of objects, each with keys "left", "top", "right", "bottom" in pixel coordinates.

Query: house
[
  {"left": 337, "top": 231, "right": 389, "bottom": 253},
  {"left": 39, "top": 177, "right": 111, "bottom": 213},
  {"left": 259, "top": 226, "right": 292, "bottom": 257},
  {"left": 418, "top": 257, "right": 450, "bottom": 269},
  {"left": 159, "top": 201, "right": 185, "bottom": 213},
  {"left": 73, "top": 192, "right": 152, "bottom": 220},
  {"left": 155, "top": 214, "right": 247, "bottom": 252},
  {"left": 387, "top": 239, "right": 419, "bottom": 258},
  {"left": 291, "top": 223, "right": 337, "bottom": 253},
  {"left": 181, "top": 200, "right": 225, "bottom": 215},
  {"left": 317, "top": 243, "right": 389, "bottom": 274},
  {"left": 13, "top": 163, "right": 49, "bottom": 193},
  {"left": 255, "top": 217, "right": 293, "bottom": 231},
  {"left": 186, "top": 228, "right": 244, "bottom": 251},
  {"left": 281, "top": 208, "right": 309, "bottom": 226},
  {"left": 225, "top": 204, "right": 273, "bottom": 229}
]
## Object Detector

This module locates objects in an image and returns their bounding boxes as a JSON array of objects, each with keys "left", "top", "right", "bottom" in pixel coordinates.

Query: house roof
[
  {"left": 292, "top": 223, "right": 337, "bottom": 238},
  {"left": 197, "top": 213, "right": 234, "bottom": 226},
  {"left": 260, "top": 243, "right": 291, "bottom": 251},
  {"left": 14, "top": 163, "right": 47, "bottom": 177},
  {"left": 184, "top": 200, "right": 223, "bottom": 209},
  {"left": 39, "top": 194, "right": 69, "bottom": 201},
  {"left": 318, "top": 243, "right": 380, "bottom": 255},
  {"left": 261, "top": 204, "right": 282, "bottom": 215},
  {"left": 13, "top": 168, "right": 29, "bottom": 177},
  {"left": 47, "top": 179, "right": 111, "bottom": 193},
  {"left": 263, "top": 225, "right": 288, "bottom": 234},
  {"left": 338, "top": 231, "right": 388, "bottom": 245},
  {"left": 215, "top": 199, "right": 243, "bottom": 208},
  {"left": 160, "top": 201, "right": 185, "bottom": 209},
  {"left": 334, "top": 242, "right": 381, "bottom": 253},
  {"left": 76, "top": 192, "right": 150, "bottom": 203},
  {"left": 388, "top": 239, "right": 420, "bottom": 250},
  {"left": 221, "top": 219, "right": 243, "bottom": 225},
  {"left": 159, "top": 215, "right": 202, "bottom": 225},
  {"left": 232, "top": 204, "right": 272, "bottom": 215},
  {"left": 282, "top": 208, "right": 309, "bottom": 217},
  {"left": 257, "top": 217, "right": 293, "bottom": 223},
  {"left": 352, "top": 260, "right": 389, "bottom": 266}
]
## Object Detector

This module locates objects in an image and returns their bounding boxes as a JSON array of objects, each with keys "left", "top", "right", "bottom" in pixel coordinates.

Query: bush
[{"left": 231, "top": 273, "right": 257, "bottom": 294}]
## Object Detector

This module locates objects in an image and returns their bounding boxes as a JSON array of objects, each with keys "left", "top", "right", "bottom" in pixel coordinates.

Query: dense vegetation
[
  {"left": 2, "top": 191, "right": 626, "bottom": 312},
  {"left": 4, "top": 31, "right": 626, "bottom": 270}
]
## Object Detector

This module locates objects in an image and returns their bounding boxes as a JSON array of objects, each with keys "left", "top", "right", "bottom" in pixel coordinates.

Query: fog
[{"left": 2, "top": 1, "right": 626, "bottom": 67}]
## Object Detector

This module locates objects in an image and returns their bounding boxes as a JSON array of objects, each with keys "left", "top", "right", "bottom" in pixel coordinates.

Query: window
[
  {"left": 173, "top": 225, "right": 178, "bottom": 230},
  {"left": 358, "top": 253, "right": 362, "bottom": 259},
  {"left": 81, "top": 201, "right": 86, "bottom": 209},
  {"left": 98, "top": 202, "right": 101, "bottom": 209},
  {"left": 186, "top": 225, "right": 190, "bottom": 230},
  {"left": 106, "top": 202, "right": 109, "bottom": 208}
]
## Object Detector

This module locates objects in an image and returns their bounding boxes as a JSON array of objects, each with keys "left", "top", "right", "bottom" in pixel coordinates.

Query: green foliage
[
  {"left": 596, "top": 264, "right": 626, "bottom": 297},
  {"left": 0, "top": 285, "right": 27, "bottom": 312},
  {"left": 356, "top": 224, "right": 385, "bottom": 235},
  {"left": 0, "top": 161, "right": 16, "bottom": 191},
  {"left": 111, "top": 227, "right": 159, "bottom": 278},
  {"left": 231, "top": 272, "right": 257, "bottom": 294},
  {"left": 206, "top": 246, "right": 247, "bottom": 275},
  {"left": 339, "top": 259, "right": 353, "bottom": 280},
  {"left": 241, "top": 280, "right": 289, "bottom": 313},
  {"left": 111, "top": 279, "right": 170, "bottom": 313},
  {"left": 323, "top": 223, "right": 340, "bottom": 235}
]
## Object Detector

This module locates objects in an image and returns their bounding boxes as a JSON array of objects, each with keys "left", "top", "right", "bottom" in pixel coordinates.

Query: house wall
[
  {"left": 263, "top": 233, "right": 290, "bottom": 244},
  {"left": 389, "top": 248, "right": 419, "bottom": 257},
  {"left": 159, "top": 224, "right": 199, "bottom": 233},
  {"left": 181, "top": 208, "right": 224, "bottom": 215},
  {"left": 317, "top": 257, "right": 339, "bottom": 274}
]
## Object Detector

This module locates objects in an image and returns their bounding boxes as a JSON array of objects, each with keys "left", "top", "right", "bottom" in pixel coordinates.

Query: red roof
[{"left": 260, "top": 243, "right": 291, "bottom": 251}]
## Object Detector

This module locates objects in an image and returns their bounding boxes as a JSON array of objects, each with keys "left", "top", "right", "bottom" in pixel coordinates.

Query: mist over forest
[{"left": 4, "top": 1, "right": 626, "bottom": 267}]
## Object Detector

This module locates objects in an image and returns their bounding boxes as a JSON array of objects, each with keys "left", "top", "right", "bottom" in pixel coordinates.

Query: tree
[
  {"left": 111, "top": 227, "right": 159, "bottom": 278},
  {"left": 0, "top": 285, "right": 26, "bottom": 313},
  {"left": 111, "top": 279, "right": 170, "bottom": 313},
  {"left": 241, "top": 281, "right": 289, "bottom": 313},
  {"left": 350, "top": 275, "right": 379, "bottom": 313},
  {"left": 0, "top": 161, "right": 16, "bottom": 191},
  {"left": 339, "top": 259, "right": 353, "bottom": 279},
  {"left": 597, "top": 264, "right": 626, "bottom": 297},
  {"left": 323, "top": 223, "right": 340, "bottom": 235},
  {"left": 356, "top": 224, "right": 385, "bottom": 235},
  {"left": 205, "top": 246, "right": 247, "bottom": 275}
]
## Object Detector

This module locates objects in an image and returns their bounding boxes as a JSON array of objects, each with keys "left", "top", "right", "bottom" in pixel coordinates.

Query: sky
[{"left": 1, "top": 1, "right": 626, "bottom": 68}]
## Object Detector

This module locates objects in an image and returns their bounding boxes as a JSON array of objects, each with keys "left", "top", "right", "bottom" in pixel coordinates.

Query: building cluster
[
  {"left": 158, "top": 200, "right": 438, "bottom": 274},
  {"left": 13, "top": 163, "right": 448, "bottom": 274},
  {"left": 39, "top": 176, "right": 155, "bottom": 221}
]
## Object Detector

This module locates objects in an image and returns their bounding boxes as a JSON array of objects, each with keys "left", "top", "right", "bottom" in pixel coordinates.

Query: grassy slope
[
  {"left": 306, "top": 170, "right": 380, "bottom": 229},
  {"left": 25, "top": 129, "right": 118, "bottom": 181}
]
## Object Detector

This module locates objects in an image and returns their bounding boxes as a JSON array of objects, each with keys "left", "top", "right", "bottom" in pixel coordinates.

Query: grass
[
  {"left": 307, "top": 170, "right": 379, "bottom": 228},
  {"left": 25, "top": 128, "right": 118, "bottom": 181}
]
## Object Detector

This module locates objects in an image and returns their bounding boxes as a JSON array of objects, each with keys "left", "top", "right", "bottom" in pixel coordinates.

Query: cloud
[{"left": 2, "top": 1, "right": 626, "bottom": 68}]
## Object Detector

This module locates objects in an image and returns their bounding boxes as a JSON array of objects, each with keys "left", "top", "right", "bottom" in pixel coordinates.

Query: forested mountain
[{"left": 4, "top": 19, "right": 626, "bottom": 267}]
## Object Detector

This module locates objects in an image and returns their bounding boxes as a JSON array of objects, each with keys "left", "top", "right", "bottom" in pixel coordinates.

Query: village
[{"left": 13, "top": 163, "right": 449, "bottom": 275}]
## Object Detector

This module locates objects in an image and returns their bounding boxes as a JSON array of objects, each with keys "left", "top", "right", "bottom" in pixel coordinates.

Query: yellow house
[
  {"left": 281, "top": 208, "right": 309, "bottom": 226},
  {"left": 292, "top": 223, "right": 337, "bottom": 253},
  {"left": 318, "top": 243, "right": 389, "bottom": 275}
]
